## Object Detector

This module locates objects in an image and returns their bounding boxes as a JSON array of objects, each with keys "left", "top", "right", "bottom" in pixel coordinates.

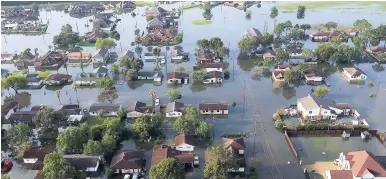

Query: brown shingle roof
[
  {"left": 174, "top": 133, "right": 195, "bottom": 146},
  {"left": 66, "top": 52, "right": 92, "bottom": 60},
  {"left": 344, "top": 151, "right": 386, "bottom": 177},
  {"left": 167, "top": 72, "right": 189, "bottom": 79},
  {"left": 310, "top": 30, "right": 342, "bottom": 37},
  {"left": 1, "top": 101, "right": 19, "bottom": 116},
  {"left": 204, "top": 71, "right": 223, "bottom": 79},
  {"left": 45, "top": 74, "right": 72, "bottom": 81},
  {"left": 23, "top": 145, "right": 56, "bottom": 160},
  {"left": 343, "top": 67, "right": 365, "bottom": 77},
  {"left": 344, "top": 28, "right": 358, "bottom": 34},
  {"left": 197, "top": 51, "right": 216, "bottom": 61},
  {"left": 110, "top": 150, "right": 145, "bottom": 170},
  {"left": 223, "top": 137, "right": 246, "bottom": 151},
  {"left": 329, "top": 170, "right": 354, "bottom": 179},
  {"left": 151, "top": 145, "right": 193, "bottom": 166},
  {"left": 199, "top": 102, "right": 228, "bottom": 110}
]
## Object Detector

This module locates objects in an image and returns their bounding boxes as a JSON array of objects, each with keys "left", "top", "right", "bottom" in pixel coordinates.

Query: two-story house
[
  {"left": 223, "top": 137, "right": 246, "bottom": 173},
  {"left": 127, "top": 101, "right": 153, "bottom": 118},
  {"left": 165, "top": 102, "right": 185, "bottom": 118},
  {"left": 203, "top": 71, "right": 223, "bottom": 84},
  {"left": 174, "top": 133, "right": 195, "bottom": 152},
  {"left": 199, "top": 102, "right": 229, "bottom": 115},
  {"left": 342, "top": 67, "right": 367, "bottom": 83},
  {"left": 66, "top": 51, "right": 92, "bottom": 66}
]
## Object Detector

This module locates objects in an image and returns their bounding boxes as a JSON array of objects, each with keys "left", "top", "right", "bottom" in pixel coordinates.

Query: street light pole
[{"left": 242, "top": 80, "right": 246, "bottom": 118}]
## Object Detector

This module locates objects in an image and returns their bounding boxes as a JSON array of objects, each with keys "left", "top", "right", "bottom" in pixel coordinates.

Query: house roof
[
  {"left": 167, "top": 72, "right": 189, "bottom": 79},
  {"left": 335, "top": 103, "right": 350, "bottom": 110},
  {"left": 285, "top": 44, "right": 303, "bottom": 54},
  {"left": 9, "top": 111, "right": 36, "bottom": 124},
  {"left": 45, "top": 74, "right": 72, "bottom": 81},
  {"left": 127, "top": 101, "right": 146, "bottom": 112},
  {"left": 151, "top": 144, "right": 194, "bottom": 166},
  {"left": 204, "top": 71, "right": 222, "bottom": 79},
  {"left": 273, "top": 70, "right": 285, "bottom": 79},
  {"left": 110, "top": 150, "right": 145, "bottom": 170},
  {"left": 22, "top": 15, "right": 39, "bottom": 22},
  {"left": 63, "top": 155, "right": 101, "bottom": 171},
  {"left": 89, "top": 103, "right": 120, "bottom": 112},
  {"left": 137, "top": 71, "right": 163, "bottom": 78},
  {"left": 223, "top": 137, "right": 246, "bottom": 151},
  {"left": 66, "top": 52, "right": 92, "bottom": 60},
  {"left": 92, "top": 48, "right": 109, "bottom": 58},
  {"left": 277, "top": 64, "right": 292, "bottom": 70},
  {"left": 344, "top": 28, "right": 358, "bottom": 34},
  {"left": 92, "top": 66, "right": 109, "bottom": 74},
  {"left": 344, "top": 151, "right": 386, "bottom": 177},
  {"left": 147, "top": 17, "right": 165, "bottom": 28},
  {"left": 197, "top": 51, "right": 216, "bottom": 60},
  {"left": 298, "top": 95, "right": 340, "bottom": 111},
  {"left": 310, "top": 30, "right": 342, "bottom": 37},
  {"left": 246, "top": 28, "right": 262, "bottom": 38},
  {"left": 23, "top": 145, "right": 56, "bottom": 161},
  {"left": 75, "top": 72, "right": 106, "bottom": 82},
  {"left": 165, "top": 102, "right": 185, "bottom": 113},
  {"left": 199, "top": 102, "right": 228, "bottom": 110},
  {"left": 343, "top": 67, "right": 365, "bottom": 77},
  {"left": 366, "top": 46, "right": 386, "bottom": 53},
  {"left": 1, "top": 101, "right": 19, "bottom": 116},
  {"left": 174, "top": 133, "right": 195, "bottom": 146},
  {"left": 200, "top": 63, "right": 224, "bottom": 69},
  {"left": 328, "top": 170, "right": 353, "bottom": 179},
  {"left": 85, "top": 31, "right": 107, "bottom": 41},
  {"left": 1, "top": 52, "right": 16, "bottom": 61},
  {"left": 145, "top": 6, "right": 167, "bottom": 16},
  {"left": 121, "top": 49, "right": 135, "bottom": 59}
]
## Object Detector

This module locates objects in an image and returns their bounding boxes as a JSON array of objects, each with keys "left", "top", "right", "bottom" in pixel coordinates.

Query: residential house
[
  {"left": 167, "top": 72, "right": 189, "bottom": 84},
  {"left": 203, "top": 71, "right": 223, "bottom": 84},
  {"left": 304, "top": 71, "right": 323, "bottom": 83},
  {"left": 377, "top": 131, "right": 386, "bottom": 146},
  {"left": 285, "top": 44, "right": 303, "bottom": 58},
  {"left": 141, "top": 28, "right": 178, "bottom": 45},
  {"left": 194, "top": 63, "right": 224, "bottom": 72},
  {"left": 55, "top": 106, "right": 85, "bottom": 125},
  {"left": 34, "top": 51, "right": 66, "bottom": 70},
  {"left": 276, "top": 64, "right": 292, "bottom": 71},
  {"left": 145, "top": 6, "right": 168, "bottom": 17},
  {"left": 1, "top": 102, "right": 19, "bottom": 130},
  {"left": 342, "top": 67, "right": 367, "bottom": 83},
  {"left": 119, "top": 1, "right": 136, "bottom": 9},
  {"left": 171, "top": 50, "right": 189, "bottom": 63},
  {"left": 245, "top": 28, "right": 262, "bottom": 39},
  {"left": 344, "top": 28, "right": 359, "bottom": 37},
  {"left": 147, "top": 17, "right": 166, "bottom": 29},
  {"left": 165, "top": 102, "right": 185, "bottom": 118},
  {"left": 309, "top": 30, "right": 342, "bottom": 42},
  {"left": 366, "top": 46, "right": 386, "bottom": 53},
  {"left": 297, "top": 94, "right": 351, "bottom": 121},
  {"left": 22, "top": 145, "right": 56, "bottom": 170},
  {"left": 137, "top": 71, "right": 163, "bottom": 82},
  {"left": 92, "top": 66, "right": 109, "bottom": 74},
  {"left": 64, "top": 155, "right": 103, "bottom": 172},
  {"left": 121, "top": 49, "right": 135, "bottom": 59},
  {"left": 26, "top": 74, "right": 44, "bottom": 89},
  {"left": 144, "top": 52, "right": 166, "bottom": 62},
  {"left": 94, "top": 16, "right": 114, "bottom": 31},
  {"left": 89, "top": 103, "right": 121, "bottom": 117},
  {"left": 325, "top": 151, "right": 386, "bottom": 179},
  {"left": 127, "top": 101, "right": 153, "bottom": 118},
  {"left": 84, "top": 31, "right": 107, "bottom": 42},
  {"left": 272, "top": 64, "right": 292, "bottom": 82},
  {"left": 92, "top": 48, "right": 109, "bottom": 64},
  {"left": 8, "top": 111, "right": 37, "bottom": 125},
  {"left": 21, "top": 15, "right": 40, "bottom": 25},
  {"left": 174, "top": 133, "right": 195, "bottom": 152},
  {"left": 110, "top": 150, "right": 145, "bottom": 174},
  {"left": 223, "top": 137, "right": 246, "bottom": 173},
  {"left": 262, "top": 49, "right": 276, "bottom": 60},
  {"left": 151, "top": 144, "right": 194, "bottom": 168},
  {"left": 75, "top": 73, "right": 107, "bottom": 86},
  {"left": 66, "top": 51, "right": 92, "bottom": 66},
  {"left": 197, "top": 50, "right": 220, "bottom": 64},
  {"left": 1, "top": 52, "right": 17, "bottom": 63},
  {"left": 44, "top": 74, "right": 72, "bottom": 86},
  {"left": 199, "top": 102, "right": 229, "bottom": 115}
]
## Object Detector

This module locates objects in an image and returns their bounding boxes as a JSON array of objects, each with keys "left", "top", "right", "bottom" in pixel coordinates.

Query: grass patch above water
[
  {"left": 77, "top": 39, "right": 95, "bottom": 47},
  {"left": 85, "top": 116, "right": 104, "bottom": 125},
  {"left": 310, "top": 24, "right": 354, "bottom": 30},
  {"left": 192, "top": 20, "right": 212, "bottom": 25},
  {"left": 38, "top": 71, "right": 51, "bottom": 78},
  {"left": 276, "top": 1, "right": 386, "bottom": 11},
  {"left": 180, "top": 3, "right": 202, "bottom": 10},
  {"left": 134, "top": 1, "right": 155, "bottom": 7}
]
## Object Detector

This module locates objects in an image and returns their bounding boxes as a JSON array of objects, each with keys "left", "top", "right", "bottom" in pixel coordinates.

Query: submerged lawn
[
  {"left": 192, "top": 20, "right": 212, "bottom": 25},
  {"left": 276, "top": 1, "right": 386, "bottom": 11},
  {"left": 134, "top": 1, "right": 155, "bottom": 7},
  {"left": 180, "top": 3, "right": 202, "bottom": 10}
]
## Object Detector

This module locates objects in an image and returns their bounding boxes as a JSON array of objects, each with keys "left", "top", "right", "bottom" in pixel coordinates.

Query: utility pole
[
  {"left": 212, "top": 115, "right": 215, "bottom": 139},
  {"left": 120, "top": 42, "right": 122, "bottom": 54},
  {"left": 233, "top": 53, "right": 235, "bottom": 80},
  {"left": 242, "top": 80, "right": 246, "bottom": 118},
  {"left": 76, "top": 22, "right": 79, "bottom": 33},
  {"left": 264, "top": 21, "right": 268, "bottom": 34}
]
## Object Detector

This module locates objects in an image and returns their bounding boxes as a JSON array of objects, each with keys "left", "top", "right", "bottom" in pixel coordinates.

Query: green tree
[
  {"left": 117, "top": 106, "right": 126, "bottom": 119},
  {"left": 135, "top": 46, "right": 143, "bottom": 57},
  {"left": 149, "top": 89, "right": 156, "bottom": 107},
  {"left": 101, "top": 134, "right": 117, "bottom": 153},
  {"left": 196, "top": 39, "right": 210, "bottom": 50},
  {"left": 270, "top": 6, "right": 278, "bottom": 19},
  {"left": 261, "top": 33, "right": 274, "bottom": 47},
  {"left": 95, "top": 76, "right": 116, "bottom": 90},
  {"left": 1, "top": 174, "right": 10, "bottom": 179},
  {"left": 21, "top": 48, "right": 33, "bottom": 59},
  {"left": 284, "top": 70, "right": 294, "bottom": 84},
  {"left": 232, "top": 101, "right": 236, "bottom": 107},
  {"left": 132, "top": 115, "right": 151, "bottom": 139},
  {"left": 276, "top": 48, "right": 289, "bottom": 61},
  {"left": 196, "top": 121, "right": 213, "bottom": 139},
  {"left": 89, "top": 125, "right": 104, "bottom": 140},
  {"left": 174, "top": 32, "right": 183, "bottom": 43},
  {"left": 190, "top": 70, "right": 206, "bottom": 82},
  {"left": 95, "top": 38, "right": 117, "bottom": 49},
  {"left": 204, "top": 145, "right": 237, "bottom": 179},
  {"left": 149, "top": 158, "right": 185, "bottom": 179},
  {"left": 297, "top": 5, "right": 306, "bottom": 19},
  {"left": 302, "top": 48, "right": 314, "bottom": 58},
  {"left": 175, "top": 66, "right": 185, "bottom": 72},
  {"left": 173, "top": 116, "right": 186, "bottom": 134},
  {"left": 209, "top": 37, "right": 224, "bottom": 53},
  {"left": 166, "top": 89, "right": 181, "bottom": 102},
  {"left": 203, "top": 1, "right": 211, "bottom": 12},
  {"left": 353, "top": 19, "right": 372, "bottom": 39},
  {"left": 53, "top": 24, "right": 80, "bottom": 49},
  {"left": 43, "top": 152, "right": 76, "bottom": 179},
  {"left": 111, "top": 64, "right": 120, "bottom": 74},
  {"left": 352, "top": 36, "right": 365, "bottom": 49},
  {"left": 120, "top": 56, "right": 144, "bottom": 72},
  {"left": 329, "top": 37, "right": 342, "bottom": 47},
  {"left": 15, "top": 141, "right": 31, "bottom": 160},
  {"left": 300, "top": 24, "right": 311, "bottom": 34},
  {"left": 324, "top": 21, "right": 338, "bottom": 30},
  {"left": 83, "top": 140, "right": 104, "bottom": 155},
  {"left": 238, "top": 38, "right": 257, "bottom": 54},
  {"left": 314, "top": 86, "right": 329, "bottom": 97},
  {"left": 7, "top": 123, "right": 31, "bottom": 146},
  {"left": 56, "top": 126, "right": 88, "bottom": 154},
  {"left": 245, "top": 9, "right": 252, "bottom": 18},
  {"left": 134, "top": 28, "right": 140, "bottom": 35},
  {"left": 314, "top": 43, "right": 337, "bottom": 62},
  {"left": 2, "top": 75, "right": 27, "bottom": 94},
  {"left": 224, "top": 70, "right": 230, "bottom": 79},
  {"left": 274, "top": 23, "right": 285, "bottom": 38}
]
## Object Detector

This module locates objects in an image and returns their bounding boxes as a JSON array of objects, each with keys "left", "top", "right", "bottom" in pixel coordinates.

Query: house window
[
  {"left": 217, "top": 109, "right": 219, "bottom": 112},
  {"left": 211, "top": 110, "right": 214, "bottom": 113},
  {"left": 169, "top": 80, "right": 173, "bottom": 82},
  {"left": 309, "top": 111, "right": 312, "bottom": 114}
]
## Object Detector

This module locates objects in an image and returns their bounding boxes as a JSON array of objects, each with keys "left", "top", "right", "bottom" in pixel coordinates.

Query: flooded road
[{"left": 1, "top": 1, "right": 386, "bottom": 179}]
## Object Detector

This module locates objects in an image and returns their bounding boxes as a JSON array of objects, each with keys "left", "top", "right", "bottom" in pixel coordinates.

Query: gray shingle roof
[
  {"left": 165, "top": 102, "right": 185, "bottom": 113},
  {"left": 89, "top": 103, "right": 120, "bottom": 112},
  {"left": 92, "top": 48, "right": 108, "bottom": 58}
]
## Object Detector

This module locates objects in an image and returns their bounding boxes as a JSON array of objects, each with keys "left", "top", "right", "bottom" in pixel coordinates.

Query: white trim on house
[
  {"left": 166, "top": 111, "right": 183, "bottom": 118},
  {"left": 200, "top": 109, "right": 229, "bottom": 115},
  {"left": 205, "top": 67, "right": 223, "bottom": 72},
  {"left": 203, "top": 78, "right": 222, "bottom": 84},
  {"left": 23, "top": 158, "right": 38, "bottom": 164},
  {"left": 175, "top": 143, "right": 194, "bottom": 152}
]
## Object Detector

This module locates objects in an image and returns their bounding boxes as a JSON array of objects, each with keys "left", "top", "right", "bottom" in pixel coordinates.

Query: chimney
[{"left": 318, "top": 105, "right": 323, "bottom": 121}]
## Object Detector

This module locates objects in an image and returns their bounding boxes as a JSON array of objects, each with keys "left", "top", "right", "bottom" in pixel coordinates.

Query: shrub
[
  {"left": 224, "top": 70, "right": 230, "bottom": 79},
  {"left": 275, "top": 120, "right": 285, "bottom": 131},
  {"left": 276, "top": 108, "right": 286, "bottom": 116},
  {"left": 272, "top": 113, "right": 281, "bottom": 121},
  {"left": 369, "top": 93, "right": 375, "bottom": 98}
]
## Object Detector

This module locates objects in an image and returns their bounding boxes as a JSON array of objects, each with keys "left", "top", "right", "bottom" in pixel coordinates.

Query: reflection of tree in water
[
  {"left": 262, "top": 68, "right": 272, "bottom": 78},
  {"left": 251, "top": 73, "right": 261, "bottom": 81},
  {"left": 237, "top": 59, "right": 259, "bottom": 71},
  {"left": 97, "top": 90, "right": 118, "bottom": 103},
  {"left": 190, "top": 83, "right": 207, "bottom": 93},
  {"left": 202, "top": 11, "right": 213, "bottom": 20},
  {"left": 127, "top": 81, "right": 145, "bottom": 89},
  {"left": 282, "top": 86, "right": 296, "bottom": 100},
  {"left": 3, "top": 92, "right": 31, "bottom": 109},
  {"left": 272, "top": 88, "right": 281, "bottom": 96}
]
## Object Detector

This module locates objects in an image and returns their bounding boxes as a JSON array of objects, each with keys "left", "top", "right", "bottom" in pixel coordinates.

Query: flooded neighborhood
[{"left": 1, "top": 1, "right": 386, "bottom": 179}]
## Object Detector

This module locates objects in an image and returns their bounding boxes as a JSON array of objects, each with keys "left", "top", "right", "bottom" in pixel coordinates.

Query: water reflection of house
[
  {"left": 66, "top": 51, "right": 92, "bottom": 66},
  {"left": 196, "top": 50, "right": 220, "bottom": 64},
  {"left": 309, "top": 30, "right": 342, "bottom": 42},
  {"left": 341, "top": 67, "right": 367, "bottom": 83},
  {"left": 137, "top": 71, "right": 163, "bottom": 82},
  {"left": 1, "top": 6, "right": 32, "bottom": 18},
  {"left": 297, "top": 94, "right": 351, "bottom": 121},
  {"left": 167, "top": 72, "right": 189, "bottom": 84},
  {"left": 141, "top": 28, "right": 178, "bottom": 45},
  {"left": 34, "top": 51, "right": 66, "bottom": 70}
]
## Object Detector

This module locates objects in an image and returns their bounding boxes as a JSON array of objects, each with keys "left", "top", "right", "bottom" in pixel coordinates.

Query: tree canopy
[
  {"left": 83, "top": 140, "right": 104, "bottom": 155},
  {"left": 270, "top": 6, "right": 278, "bottom": 19},
  {"left": 2, "top": 75, "right": 27, "bottom": 94},
  {"left": 53, "top": 24, "right": 81, "bottom": 49},
  {"left": 7, "top": 123, "right": 31, "bottom": 146},
  {"left": 276, "top": 48, "right": 289, "bottom": 61},
  {"left": 43, "top": 152, "right": 76, "bottom": 179},
  {"left": 173, "top": 106, "right": 212, "bottom": 139},
  {"left": 166, "top": 89, "right": 182, "bottom": 102},
  {"left": 120, "top": 56, "right": 144, "bottom": 72},
  {"left": 314, "top": 86, "right": 329, "bottom": 97},
  {"left": 297, "top": 6, "right": 306, "bottom": 19},
  {"left": 56, "top": 126, "right": 88, "bottom": 154},
  {"left": 149, "top": 158, "right": 185, "bottom": 179},
  {"left": 204, "top": 145, "right": 237, "bottom": 179},
  {"left": 95, "top": 38, "right": 117, "bottom": 49},
  {"left": 132, "top": 114, "right": 162, "bottom": 140},
  {"left": 190, "top": 70, "right": 206, "bottom": 83},
  {"left": 95, "top": 76, "right": 116, "bottom": 90}
]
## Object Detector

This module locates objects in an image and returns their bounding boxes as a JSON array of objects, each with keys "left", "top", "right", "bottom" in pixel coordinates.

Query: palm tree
[
  {"left": 152, "top": 47, "right": 161, "bottom": 71},
  {"left": 149, "top": 89, "right": 156, "bottom": 108},
  {"left": 63, "top": 62, "right": 68, "bottom": 75},
  {"left": 72, "top": 85, "right": 79, "bottom": 104},
  {"left": 80, "top": 59, "right": 84, "bottom": 73},
  {"left": 55, "top": 90, "right": 61, "bottom": 104}
]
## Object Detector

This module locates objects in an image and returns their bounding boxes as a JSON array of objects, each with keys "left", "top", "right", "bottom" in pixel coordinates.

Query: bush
[
  {"left": 222, "top": 132, "right": 247, "bottom": 138},
  {"left": 224, "top": 70, "right": 230, "bottom": 79},
  {"left": 369, "top": 93, "right": 375, "bottom": 98},
  {"left": 276, "top": 108, "right": 286, "bottom": 116},
  {"left": 275, "top": 120, "right": 285, "bottom": 131},
  {"left": 272, "top": 113, "right": 281, "bottom": 121}
]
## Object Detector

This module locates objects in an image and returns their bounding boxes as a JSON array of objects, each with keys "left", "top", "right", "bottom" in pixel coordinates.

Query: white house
[
  {"left": 92, "top": 48, "right": 109, "bottom": 64},
  {"left": 1, "top": 101, "right": 19, "bottom": 130},
  {"left": 325, "top": 151, "right": 386, "bottom": 179},
  {"left": 137, "top": 71, "right": 163, "bottom": 82},
  {"left": 66, "top": 51, "right": 92, "bottom": 66},
  {"left": 199, "top": 102, "right": 229, "bottom": 115},
  {"left": 167, "top": 72, "right": 189, "bottom": 84},
  {"left": 75, "top": 73, "right": 107, "bottom": 86},
  {"left": 342, "top": 67, "right": 367, "bottom": 83},
  {"left": 64, "top": 155, "right": 102, "bottom": 172},
  {"left": 304, "top": 72, "right": 323, "bottom": 83},
  {"left": 297, "top": 95, "right": 351, "bottom": 121},
  {"left": 165, "top": 102, "right": 185, "bottom": 118},
  {"left": 203, "top": 71, "right": 223, "bottom": 84},
  {"left": 144, "top": 52, "right": 165, "bottom": 62},
  {"left": 223, "top": 137, "right": 246, "bottom": 173},
  {"left": 174, "top": 133, "right": 195, "bottom": 152},
  {"left": 89, "top": 103, "right": 121, "bottom": 117},
  {"left": 196, "top": 63, "right": 224, "bottom": 72},
  {"left": 21, "top": 15, "right": 40, "bottom": 25},
  {"left": 285, "top": 44, "right": 303, "bottom": 58},
  {"left": 127, "top": 101, "right": 153, "bottom": 118}
]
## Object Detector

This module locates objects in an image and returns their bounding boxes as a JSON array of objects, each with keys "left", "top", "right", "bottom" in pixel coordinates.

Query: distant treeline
[{"left": 2, "top": 1, "right": 80, "bottom": 6}]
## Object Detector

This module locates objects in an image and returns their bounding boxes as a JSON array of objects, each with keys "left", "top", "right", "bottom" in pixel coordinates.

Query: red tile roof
[
  {"left": 151, "top": 145, "right": 193, "bottom": 166},
  {"left": 329, "top": 170, "right": 353, "bottom": 179},
  {"left": 344, "top": 151, "right": 386, "bottom": 177},
  {"left": 223, "top": 137, "right": 246, "bottom": 151},
  {"left": 174, "top": 133, "right": 195, "bottom": 146}
]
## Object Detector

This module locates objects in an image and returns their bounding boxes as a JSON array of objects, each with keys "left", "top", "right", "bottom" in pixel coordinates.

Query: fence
[{"left": 284, "top": 131, "right": 298, "bottom": 159}]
